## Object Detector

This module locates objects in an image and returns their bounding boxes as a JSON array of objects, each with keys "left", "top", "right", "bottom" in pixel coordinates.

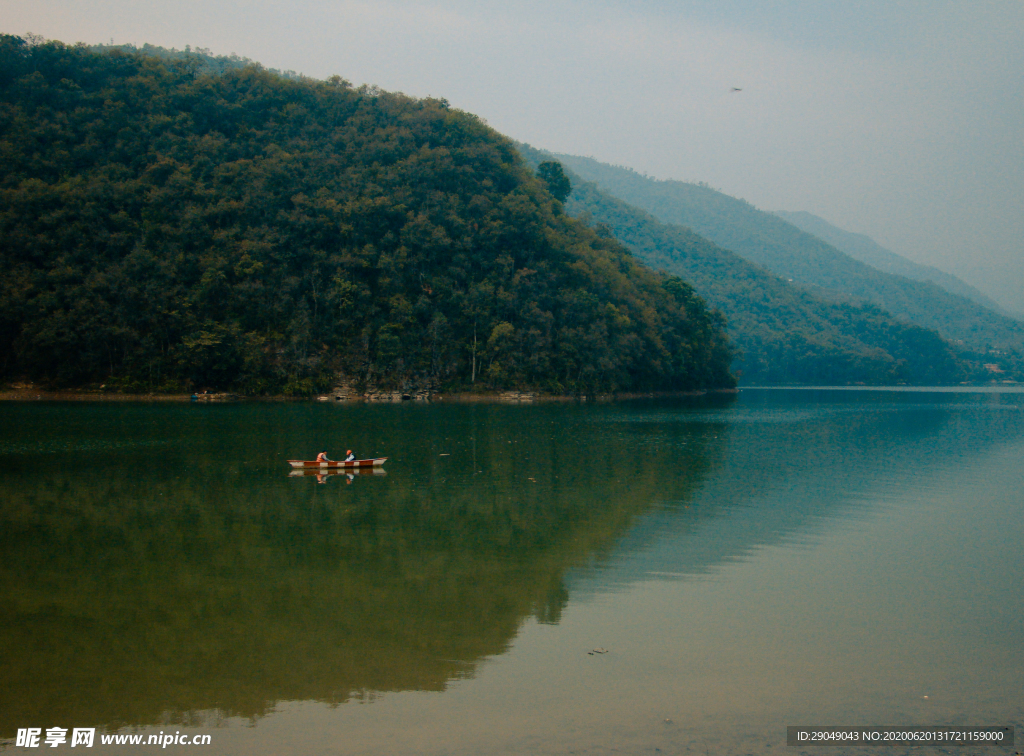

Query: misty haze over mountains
[
  {"left": 546, "top": 152, "right": 1024, "bottom": 351},
  {"left": 515, "top": 145, "right": 1023, "bottom": 384},
  {"left": 773, "top": 210, "right": 1020, "bottom": 320}
]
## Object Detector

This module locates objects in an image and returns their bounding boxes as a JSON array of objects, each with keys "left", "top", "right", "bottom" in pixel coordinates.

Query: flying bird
[{"left": 731, "top": 87, "right": 743, "bottom": 92}]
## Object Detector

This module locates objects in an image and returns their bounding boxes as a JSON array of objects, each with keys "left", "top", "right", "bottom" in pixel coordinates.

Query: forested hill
[
  {"left": 0, "top": 37, "right": 734, "bottom": 394},
  {"left": 515, "top": 146, "right": 966, "bottom": 385},
  {"left": 550, "top": 154, "right": 1024, "bottom": 356},
  {"left": 773, "top": 210, "right": 1013, "bottom": 318}
]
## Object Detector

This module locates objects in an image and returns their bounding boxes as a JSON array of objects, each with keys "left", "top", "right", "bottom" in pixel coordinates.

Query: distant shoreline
[
  {"left": 0, "top": 388, "right": 738, "bottom": 403},
  {"left": 6, "top": 385, "right": 1022, "bottom": 403}
]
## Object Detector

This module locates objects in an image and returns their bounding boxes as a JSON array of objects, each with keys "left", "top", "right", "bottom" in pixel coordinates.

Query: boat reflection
[{"left": 289, "top": 467, "right": 387, "bottom": 482}]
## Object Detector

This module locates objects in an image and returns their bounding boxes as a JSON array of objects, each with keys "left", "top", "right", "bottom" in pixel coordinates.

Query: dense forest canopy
[{"left": 0, "top": 36, "right": 734, "bottom": 394}]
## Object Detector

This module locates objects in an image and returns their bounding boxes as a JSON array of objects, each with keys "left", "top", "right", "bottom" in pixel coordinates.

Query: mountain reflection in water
[
  {"left": 1, "top": 389, "right": 1022, "bottom": 749},
  {"left": 0, "top": 397, "right": 731, "bottom": 735},
  {"left": 570, "top": 389, "right": 1019, "bottom": 592}
]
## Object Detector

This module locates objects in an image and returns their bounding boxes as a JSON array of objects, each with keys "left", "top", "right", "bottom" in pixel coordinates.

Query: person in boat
[
  {"left": 316, "top": 451, "right": 331, "bottom": 463},
  {"left": 345, "top": 450, "right": 356, "bottom": 462}
]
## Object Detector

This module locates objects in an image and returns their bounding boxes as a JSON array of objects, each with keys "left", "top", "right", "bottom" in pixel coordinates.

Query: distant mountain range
[
  {"left": 517, "top": 145, "right": 1023, "bottom": 384},
  {"left": 545, "top": 153, "right": 1024, "bottom": 356},
  {"left": 517, "top": 145, "right": 970, "bottom": 385},
  {"left": 773, "top": 210, "right": 1015, "bottom": 318}
]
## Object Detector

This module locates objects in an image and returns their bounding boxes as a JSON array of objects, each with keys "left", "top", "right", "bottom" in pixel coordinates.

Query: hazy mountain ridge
[
  {"left": 564, "top": 180, "right": 971, "bottom": 385},
  {"left": 773, "top": 210, "right": 1014, "bottom": 318},
  {"left": 552, "top": 154, "right": 1024, "bottom": 356},
  {"left": 516, "top": 143, "right": 970, "bottom": 386}
]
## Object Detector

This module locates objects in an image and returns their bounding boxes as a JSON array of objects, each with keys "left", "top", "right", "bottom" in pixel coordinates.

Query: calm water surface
[{"left": 1, "top": 388, "right": 1022, "bottom": 755}]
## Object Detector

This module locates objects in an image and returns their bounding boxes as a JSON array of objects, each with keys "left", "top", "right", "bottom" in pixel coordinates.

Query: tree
[{"left": 537, "top": 161, "right": 571, "bottom": 203}]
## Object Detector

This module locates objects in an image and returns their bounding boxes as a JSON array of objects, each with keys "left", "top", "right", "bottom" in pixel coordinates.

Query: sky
[{"left": 3, "top": 0, "right": 1023, "bottom": 312}]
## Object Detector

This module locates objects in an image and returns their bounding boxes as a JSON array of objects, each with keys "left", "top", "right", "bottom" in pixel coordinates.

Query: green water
[{"left": 1, "top": 389, "right": 1022, "bottom": 754}]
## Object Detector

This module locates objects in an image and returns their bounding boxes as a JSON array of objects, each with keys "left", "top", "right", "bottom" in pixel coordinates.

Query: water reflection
[
  {"left": 0, "top": 397, "right": 731, "bottom": 736},
  {"left": 573, "top": 388, "right": 1024, "bottom": 591},
  {"left": 1, "top": 390, "right": 1022, "bottom": 745}
]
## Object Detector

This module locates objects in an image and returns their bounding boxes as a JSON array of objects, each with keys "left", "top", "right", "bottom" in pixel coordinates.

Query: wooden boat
[{"left": 287, "top": 458, "right": 387, "bottom": 469}]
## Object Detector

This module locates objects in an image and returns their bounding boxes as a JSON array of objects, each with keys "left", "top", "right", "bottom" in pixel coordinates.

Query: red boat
[{"left": 287, "top": 458, "right": 387, "bottom": 469}]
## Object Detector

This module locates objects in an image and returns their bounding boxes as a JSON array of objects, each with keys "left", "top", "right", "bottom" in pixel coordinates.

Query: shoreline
[
  {"left": 5, "top": 384, "right": 1020, "bottom": 403},
  {"left": 0, "top": 388, "right": 738, "bottom": 404}
]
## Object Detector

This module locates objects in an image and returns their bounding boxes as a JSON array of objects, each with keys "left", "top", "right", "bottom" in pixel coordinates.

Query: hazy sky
[{"left": 4, "top": 0, "right": 1023, "bottom": 312}]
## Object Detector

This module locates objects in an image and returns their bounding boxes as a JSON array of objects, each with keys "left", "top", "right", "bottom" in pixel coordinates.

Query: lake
[{"left": 1, "top": 388, "right": 1022, "bottom": 755}]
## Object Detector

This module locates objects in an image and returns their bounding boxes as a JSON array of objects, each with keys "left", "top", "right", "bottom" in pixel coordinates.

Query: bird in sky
[{"left": 731, "top": 87, "right": 743, "bottom": 92}]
